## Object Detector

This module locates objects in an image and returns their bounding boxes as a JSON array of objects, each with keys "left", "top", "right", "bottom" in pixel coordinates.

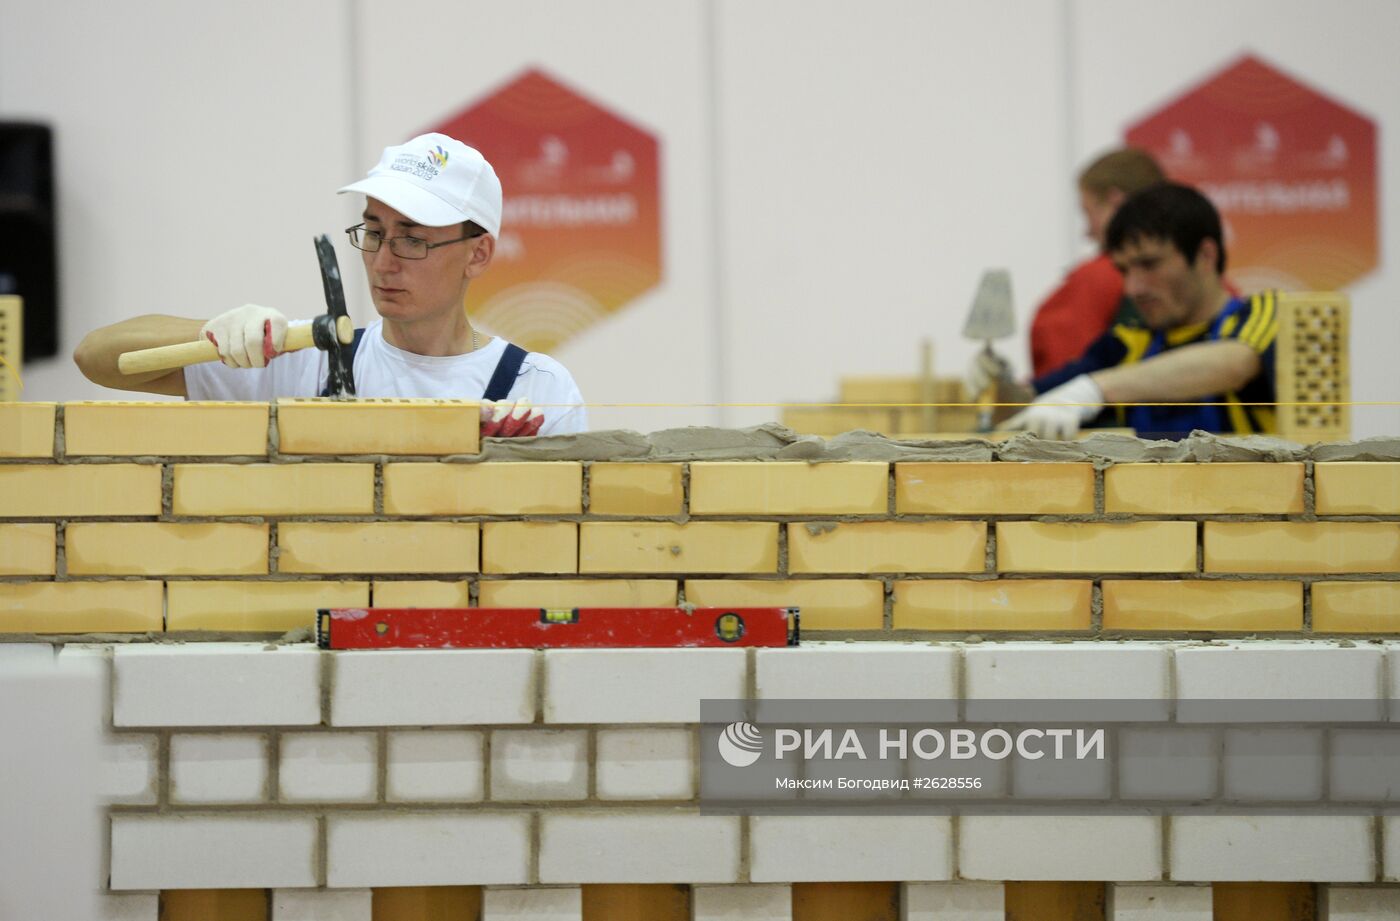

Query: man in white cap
[{"left": 75, "top": 133, "right": 585, "bottom": 436}]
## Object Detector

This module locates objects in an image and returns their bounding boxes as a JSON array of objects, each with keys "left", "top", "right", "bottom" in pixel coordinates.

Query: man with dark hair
[{"left": 1001, "top": 182, "right": 1277, "bottom": 439}]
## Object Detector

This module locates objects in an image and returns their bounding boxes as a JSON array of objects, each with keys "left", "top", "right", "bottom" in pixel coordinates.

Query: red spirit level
[{"left": 316, "top": 606, "right": 800, "bottom": 650}]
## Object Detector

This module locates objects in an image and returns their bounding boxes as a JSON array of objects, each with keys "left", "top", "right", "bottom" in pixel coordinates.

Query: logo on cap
[{"left": 427, "top": 145, "right": 449, "bottom": 168}]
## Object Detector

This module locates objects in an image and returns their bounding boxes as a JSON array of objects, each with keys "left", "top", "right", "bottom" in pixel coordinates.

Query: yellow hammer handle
[{"left": 117, "top": 317, "right": 353, "bottom": 375}]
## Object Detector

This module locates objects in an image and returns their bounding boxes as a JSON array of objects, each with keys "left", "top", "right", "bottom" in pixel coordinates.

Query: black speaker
[{"left": 0, "top": 123, "right": 58, "bottom": 361}]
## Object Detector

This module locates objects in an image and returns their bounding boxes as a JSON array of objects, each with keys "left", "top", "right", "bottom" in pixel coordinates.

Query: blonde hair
[{"left": 1078, "top": 148, "right": 1165, "bottom": 199}]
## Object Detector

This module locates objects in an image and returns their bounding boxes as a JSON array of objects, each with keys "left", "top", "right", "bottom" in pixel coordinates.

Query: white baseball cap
[{"left": 338, "top": 132, "right": 503, "bottom": 235}]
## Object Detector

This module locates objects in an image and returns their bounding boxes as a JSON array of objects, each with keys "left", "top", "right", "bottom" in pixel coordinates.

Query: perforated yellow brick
[
  {"left": 66, "top": 522, "right": 268, "bottom": 575},
  {"left": 1204, "top": 522, "right": 1400, "bottom": 573},
  {"left": 0, "top": 523, "right": 55, "bottom": 575},
  {"left": 1101, "top": 580, "right": 1302, "bottom": 631},
  {"left": 477, "top": 579, "right": 678, "bottom": 608},
  {"left": 0, "top": 464, "right": 161, "bottom": 517},
  {"left": 896, "top": 463, "right": 1094, "bottom": 515},
  {"left": 588, "top": 463, "right": 683, "bottom": 516},
  {"left": 0, "top": 581, "right": 162, "bottom": 633},
  {"left": 690, "top": 462, "right": 888, "bottom": 514},
  {"left": 373, "top": 580, "right": 471, "bottom": 608},
  {"left": 1314, "top": 463, "right": 1400, "bottom": 515},
  {"left": 172, "top": 463, "right": 375, "bottom": 516},
  {"left": 383, "top": 462, "right": 582, "bottom": 515},
  {"left": 892, "top": 579, "right": 1091, "bottom": 631},
  {"left": 277, "top": 522, "right": 478, "bottom": 574},
  {"left": 1104, "top": 463, "right": 1304, "bottom": 514},
  {"left": 0, "top": 402, "right": 54, "bottom": 458},
  {"left": 997, "top": 521, "right": 1196, "bottom": 573},
  {"left": 276, "top": 398, "right": 478, "bottom": 455},
  {"left": 64, "top": 402, "right": 268, "bottom": 456},
  {"left": 483, "top": 521, "right": 578, "bottom": 574},
  {"left": 580, "top": 522, "right": 778, "bottom": 573},
  {"left": 1312, "top": 582, "right": 1400, "bottom": 633},
  {"left": 685, "top": 579, "right": 884, "bottom": 631},
  {"left": 787, "top": 521, "right": 985, "bottom": 573},
  {"left": 166, "top": 580, "right": 369, "bottom": 631}
]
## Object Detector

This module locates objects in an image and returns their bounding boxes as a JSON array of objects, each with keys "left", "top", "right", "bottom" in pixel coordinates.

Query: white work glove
[
  {"left": 200, "top": 304, "right": 289, "bottom": 369},
  {"left": 999, "top": 373, "right": 1104, "bottom": 439},
  {"left": 965, "top": 350, "right": 1012, "bottom": 399},
  {"left": 480, "top": 398, "right": 545, "bottom": 438}
]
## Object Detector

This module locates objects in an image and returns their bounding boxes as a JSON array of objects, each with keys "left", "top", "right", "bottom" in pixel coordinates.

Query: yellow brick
[
  {"left": 1312, "top": 582, "right": 1400, "bottom": 633},
  {"left": 277, "top": 399, "right": 478, "bottom": 455},
  {"left": 478, "top": 579, "right": 677, "bottom": 608},
  {"left": 1315, "top": 463, "right": 1400, "bottom": 514},
  {"left": 588, "top": 463, "right": 683, "bottom": 516},
  {"left": 0, "top": 581, "right": 162, "bottom": 633},
  {"left": 383, "top": 462, "right": 582, "bottom": 514},
  {"left": 1204, "top": 522, "right": 1400, "bottom": 573},
  {"left": 0, "top": 464, "right": 161, "bottom": 517},
  {"left": 892, "top": 579, "right": 1091, "bottom": 631},
  {"left": 838, "top": 376, "right": 924, "bottom": 404},
  {"left": 65, "top": 402, "right": 268, "bottom": 456},
  {"left": 0, "top": 402, "right": 55, "bottom": 458},
  {"left": 483, "top": 521, "right": 578, "bottom": 574},
  {"left": 173, "top": 463, "right": 375, "bottom": 516},
  {"left": 685, "top": 579, "right": 884, "bottom": 631},
  {"left": 0, "top": 523, "right": 55, "bottom": 575},
  {"left": 690, "top": 462, "right": 888, "bottom": 514},
  {"left": 579, "top": 522, "right": 778, "bottom": 574},
  {"left": 787, "top": 521, "right": 985, "bottom": 574},
  {"left": 166, "top": 580, "right": 368, "bottom": 631},
  {"left": 66, "top": 522, "right": 268, "bottom": 575},
  {"left": 997, "top": 521, "right": 1196, "bottom": 573},
  {"left": 1101, "top": 580, "right": 1301, "bottom": 631},
  {"left": 1104, "top": 463, "right": 1304, "bottom": 514},
  {"left": 373, "top": 580, "right": 471, "bottom": 608},
  {"left": 896, "top": 463, "right": 1094, "bottom": 514},
  {"left": 278, "top": 522, "right": 478, "bottom": 574}
]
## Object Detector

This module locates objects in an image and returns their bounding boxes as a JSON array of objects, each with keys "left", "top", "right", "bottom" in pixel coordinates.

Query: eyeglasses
[{"left": 345, "top": 224, "right": 482, "bottom": 260}]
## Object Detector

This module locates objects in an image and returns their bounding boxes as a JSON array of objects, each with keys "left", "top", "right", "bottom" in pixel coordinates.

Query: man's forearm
[
  {"left": 73, "top": 315, "right": 205, "bottom": 395},
  {"left": 1091, "top": 340, "right": 1261, "bottom": 404}
]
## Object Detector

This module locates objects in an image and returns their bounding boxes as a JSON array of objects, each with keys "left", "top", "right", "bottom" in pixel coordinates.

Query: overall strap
[
  {"left": 483, "top": 343, "right": 528, "bottom": 402},
  {"left": 319, "top": 327, "right": 365, "bottom": 397}
]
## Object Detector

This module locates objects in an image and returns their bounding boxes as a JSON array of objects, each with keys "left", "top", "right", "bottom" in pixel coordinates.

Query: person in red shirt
[{"left": 1029, "top": 148, "right": 1165, "bottom": 377}]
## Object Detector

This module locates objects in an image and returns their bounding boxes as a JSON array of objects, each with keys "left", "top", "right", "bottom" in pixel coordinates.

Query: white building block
[
  {"left": 1327, "top": 886, "right": 1400, "bottom": 918},
  {"left": 964, "top": 644, "right": 1170, "bottom": 721},
  {"left": 1170, "top": 815, "right": 1373, "bottom": 881},
  {"left": 272, "top": 888, "right": 372, "bottom": 921},
  {"left": 693, "top": 884, "right": 792, "bottom": 920},
  {"left": 483, "top": 887, "right": 582, "bottom": 921},
  {"left": 113, "top": 644, "right": 321, "bottom": 727},
  {"left": 111, "top": 815, "right": 318, "bottom": 889},
  {"left": 490, "top": 729, "right": 588, "bottom": 801},
  {"left": 0, "top": 643, "right": 55, "bottom": 664},
  {"left": 102, "top": 734, "right": 159, "bottom": 805},
  {"left": 1383, "top": 816, "right": 1400, "bottom": 881},
  {"left": 750, "top": 816, "right": 952, "bottom": 882},
  {"left": 959, "top": 815, "right": 1162, "bottom": 881},
  {"left": 539, "top": 812, "right": 740, "bottom": 883},
  {"left": 1174, "top": 644, "right": 1384, "bottom": 721},
  {"left": 386, "top": 730, "right": 483, "bottom": 802},
  {"left": 903, "top": 882, "right": 1004, "bottom": 920},
  {"left": 330, "top": 649, "right": 534, "bottom": 726},
  {"left": 327, "top": 813, "right": 530, "bottom": 887},
  {"left": 596, "top": 729, "right": 694, "bottom": 799},
  {"left": 1110, "top": 884, "right": 1211, "bottom": 920},
  {"left": 1331, "top": 730, "right": 1400, "bottom": 800},
  {"left": 1117, "top": 728, "right": 1218, "bottom": 801},
  {"left": 543, "top": 648, "right": 746, "bottom": 724},
  {"left": 280, "top": 732, "right": 378, "bottom": 803},
  {"left": 170, "top": 733, "right": 268, "bottom": 804},
  {"left": 755, "top": 644, "right": 958, "bottom": 706},
  {"left": 97, "top": 892, "right": 159, "bottom": 921},
  {"left": 1221, "top": 728, "right": 1324, "bottom": 801}
]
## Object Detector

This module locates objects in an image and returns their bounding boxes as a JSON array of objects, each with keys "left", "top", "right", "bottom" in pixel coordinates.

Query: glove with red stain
[
  {"left": 480, "top": 398, "right": 545, "bottom": 438},
  {"left": 199, "top": 304, "right": 288, "bottom": 369}
]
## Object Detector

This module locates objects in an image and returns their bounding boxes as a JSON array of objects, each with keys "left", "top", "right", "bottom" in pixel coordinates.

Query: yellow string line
[{"left": 0, "top": 354, "right": 23, "bottom": 394}]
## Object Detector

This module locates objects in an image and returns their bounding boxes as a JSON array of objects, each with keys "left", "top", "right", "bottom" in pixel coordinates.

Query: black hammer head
[{"left": 313, "top": 234, "right": 356, "bottom": 399}]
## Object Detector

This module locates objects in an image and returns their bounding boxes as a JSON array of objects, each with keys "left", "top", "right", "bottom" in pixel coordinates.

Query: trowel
[{"left": 961, "top": 269, "right": 1016, "bottom": 432}]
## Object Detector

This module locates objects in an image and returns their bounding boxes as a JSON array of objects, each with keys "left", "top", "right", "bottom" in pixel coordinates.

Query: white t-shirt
[{"left": 184, "top": 320, "right": 587, "bottom": 435}]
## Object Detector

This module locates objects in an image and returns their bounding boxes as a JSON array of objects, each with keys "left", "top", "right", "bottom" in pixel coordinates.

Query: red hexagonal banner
[
  {"left": 1126, "top": 53, "right": 1378, "bottom": 291},
  {"left": 430, "top": 68, "right": 662, "bottom": 353}
]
